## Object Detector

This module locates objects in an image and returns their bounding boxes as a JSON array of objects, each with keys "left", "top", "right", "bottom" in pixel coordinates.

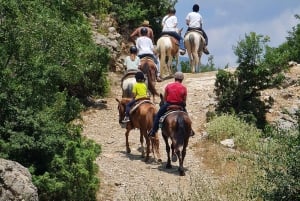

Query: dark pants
[
  {"left": 160, "top": 31, "right": 185, "bottom": 50},
  {"left": 187, "top": 27, "right": 208, "bottom": 45},
  {"left": 125, "top": 99, "right": 136, "bottom": 117},
  {"left": 138, "top": 54, "right": 158, "bottom": 65},
  {"left": 152, "top": 102, "right": 186, "bottom": 133}
]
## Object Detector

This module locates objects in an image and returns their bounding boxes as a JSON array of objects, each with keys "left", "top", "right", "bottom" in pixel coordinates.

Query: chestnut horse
[
  {"left": 139, "top": 57, "right": 159, "bottom": 102},
  {"left": 116, "top": 97, "right": 161, "bottom": 162},
  {"left": 159, "top": 94, "right": 192, "bottom": 176},
  {"left": 184, "top": 30, "right": 205, "bottom": 73},
  {"left": 156, "top": 28, "right": 183, "bottom": 79}
]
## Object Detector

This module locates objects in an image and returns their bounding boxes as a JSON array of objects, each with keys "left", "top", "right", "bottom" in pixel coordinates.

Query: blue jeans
[
  {"left": 160, "top": 31, "right": 185, "bottom": 50},
  {"left": 125, "top": 99, "right": 136, "bottom": 116}
]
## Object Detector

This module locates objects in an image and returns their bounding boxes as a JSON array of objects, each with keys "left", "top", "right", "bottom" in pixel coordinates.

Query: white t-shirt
[
  {"left": 162, "top": 15, "right": 178, "bottom": 32},
  {"left": 185, "top": 12, "right": 203, "bottom": 28},
  {"left": 136, "top": 36, "right": 154, "bottom": 55},
  {"left": 124, "top": 56, "right": 140, "bottom": 71}
]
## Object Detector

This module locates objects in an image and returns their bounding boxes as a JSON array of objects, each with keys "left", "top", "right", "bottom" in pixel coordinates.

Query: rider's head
[
  {"left": 174, "top": 71, "right": 184, "bottom": 81},
  {"left": 168, "top": 7, "right": 176, "bottom": 14},
  {"left": 135, "top": 71, "right": 145, "bottom": 82},
  {"left": 140, "top": 27, "right": 148, "bottom": 36},
  {"left": 193, "top": 4, "right": 199, "bottom": 12},
  {"left": 129, "top": 46, "right": 137, "bottom": 54}
]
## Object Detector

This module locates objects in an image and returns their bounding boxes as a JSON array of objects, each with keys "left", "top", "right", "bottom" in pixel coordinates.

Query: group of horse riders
[{"left": 128, "top": 4, "right": 209, "bottom": 69}]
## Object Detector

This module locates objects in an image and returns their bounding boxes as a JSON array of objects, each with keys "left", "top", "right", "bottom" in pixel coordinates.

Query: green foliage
[
  {"left": 109, "top": 0, "right": 176, "bottom": 40},
  {"left": 255, "top": 126, "right": 300, "bottom": 200},
  {"left": 215, "top": 32, "right": 287, "bottom": 128},
  {"left": 207, "top": 114, "right": 261, "bottom": 151},
  {"left": 0, "top": 1, "right": 107, "bottom": 200}
]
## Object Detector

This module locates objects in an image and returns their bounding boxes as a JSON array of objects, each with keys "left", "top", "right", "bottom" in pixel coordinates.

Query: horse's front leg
[{"left": 125, "top": 129, "right": 131, "bottom": 153}]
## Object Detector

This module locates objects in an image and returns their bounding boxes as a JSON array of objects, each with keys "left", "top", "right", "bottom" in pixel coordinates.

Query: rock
[
  {"left": 220, "top": 139, "right": 235, "bottom": 148},
  {"left": 0, "top": 158, "right": 38, "bottom": 201}
]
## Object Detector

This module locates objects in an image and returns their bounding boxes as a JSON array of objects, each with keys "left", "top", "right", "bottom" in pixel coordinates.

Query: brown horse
[
  {"left": 156, "top": 28, "right": 183, "bottom": 79},
  {"left": 139, "top": 57, "right": 159, "bottom": 102},
  {"left": 116, "top": 97, "right": 161, "bottom": 162},
  {"left": 159, "top": 94, "right": 192, "bottom": 176}
]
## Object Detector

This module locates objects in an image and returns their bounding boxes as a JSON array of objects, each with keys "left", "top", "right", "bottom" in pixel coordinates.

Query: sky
[{"left": 175, "top": 0, "right": 300, "bottom": 68}]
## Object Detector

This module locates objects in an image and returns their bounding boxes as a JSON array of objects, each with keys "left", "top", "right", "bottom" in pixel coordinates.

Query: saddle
[
  {"left": 129, "top": 98, "right": 153, "bottom": 114},
  {"left": 184, "top": 29, "right": 203, "bottom": 37},
  {"left": 159, "top": 105, "right": 185, "bottom": 126},
  {"left": 121, "top": 70, "right": 140, "bottom": 86}
]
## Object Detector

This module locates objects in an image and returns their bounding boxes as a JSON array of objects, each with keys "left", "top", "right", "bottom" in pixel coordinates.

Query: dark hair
[
  {"left": 135, "top": 71, "right": 145, "bottom": 81},
  {"left": 193, "top": 4, "right": 199, "bottom": 12},
  {"left": 169, "top": 7, "right": 176, "bottom": 14},
  {"left": 140, "top": 27, "right": 148, "bottom": 36},
  {"left": 129, "top": 46, "right": 137, "bottom": 54}
]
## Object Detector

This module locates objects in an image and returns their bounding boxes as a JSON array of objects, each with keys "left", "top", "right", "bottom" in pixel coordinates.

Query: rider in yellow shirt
[{"left": 122, "top": 71, "right": 148, "bottom": 123}]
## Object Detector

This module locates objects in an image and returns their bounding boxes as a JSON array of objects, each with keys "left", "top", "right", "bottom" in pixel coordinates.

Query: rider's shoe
[
  {"left": 179, "top": 49, "right": 186, "bottom": 55},
  {"left": 122, "top": 116, "right": 130, "bottom": 123},
  {"left": 203, "top": 46, "right": 210, "bottom": 55}
]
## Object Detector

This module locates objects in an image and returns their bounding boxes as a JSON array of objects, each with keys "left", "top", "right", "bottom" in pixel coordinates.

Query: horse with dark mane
[
  {"left": 116, "top": 97, "right": 161, "bottom": 162},
  {"left": 139, "top": 57, "right": 159, "bottom": 102},
  {"left": 184, "top": 30, "right": 205, "bottom": 73},
  {"left": 158, "top": 94, "right": 192, "bottom": 176}
]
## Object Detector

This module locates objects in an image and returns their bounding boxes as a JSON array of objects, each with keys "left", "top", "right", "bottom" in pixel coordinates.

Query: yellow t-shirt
[{"left": 132, "top": 82, "right": 148, "bottom": 99}]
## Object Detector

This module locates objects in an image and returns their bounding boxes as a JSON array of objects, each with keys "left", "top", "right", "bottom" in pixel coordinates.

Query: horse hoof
[
  {"left": 179, "top": 171, "right": 185, "bottom": 176},
  {"left": 126, "top": 148, "right": 131, "bottom": 153},
  {"left": 157, "top": 159, "right": 162, "bottom": 163},
  {"left": 171, "top": 154, "right": 177, "bottom": 162}
]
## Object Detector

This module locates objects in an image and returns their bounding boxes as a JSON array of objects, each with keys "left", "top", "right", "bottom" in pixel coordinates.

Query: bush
[{"left": 207, "top": 114, "right": 261, "bottom": 151}]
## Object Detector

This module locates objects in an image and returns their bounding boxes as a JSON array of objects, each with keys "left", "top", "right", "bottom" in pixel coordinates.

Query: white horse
[
  {"left": 184, "top": 31, "right": 206, "bottom": 73},
  {"left": 156, "top": 28, "right": 183, "bottom": 79}
]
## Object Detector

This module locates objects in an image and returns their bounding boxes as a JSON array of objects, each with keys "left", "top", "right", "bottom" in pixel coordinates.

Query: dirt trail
[{"left": 81, "top": 71, "right": 218, "bottom": 200}]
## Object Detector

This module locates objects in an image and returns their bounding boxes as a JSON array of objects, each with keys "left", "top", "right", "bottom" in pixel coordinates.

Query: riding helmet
[
  {"left": 129, "top": 46, "right": 138, "bottom": 54},
  {"left": 140, "top": 27, "right": 148, "bottom": 36},
  {"left": 135, "top": 71, "right": 145, "bottom": 81},
  {"left": 174, "top": 71, "right": 184, "bottom": 80}
]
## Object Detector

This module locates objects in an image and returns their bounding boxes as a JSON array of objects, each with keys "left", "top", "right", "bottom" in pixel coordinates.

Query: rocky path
[{"left": 81, "top": 71, "right": 218, "bottom": 200}]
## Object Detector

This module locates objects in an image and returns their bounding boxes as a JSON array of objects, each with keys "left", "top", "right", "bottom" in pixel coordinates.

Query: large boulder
[{"left": 0, "top": 158, "right": 38, "bottom": 201}]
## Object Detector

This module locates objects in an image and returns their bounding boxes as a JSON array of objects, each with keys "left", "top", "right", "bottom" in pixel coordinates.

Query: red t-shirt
[{"left": 165, "top": 82, "right": 187, "bottom": 104}]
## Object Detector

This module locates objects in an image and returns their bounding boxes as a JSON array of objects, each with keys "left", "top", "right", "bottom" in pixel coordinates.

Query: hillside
[{"left": 81, "top": 65, "right": 300, "bottom": 200}]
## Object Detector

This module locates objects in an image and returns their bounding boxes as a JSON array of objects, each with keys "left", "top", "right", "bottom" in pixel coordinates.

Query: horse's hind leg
[
  {"left": 177, "top": 146, "right": 187, "bottom": 176},
  {"left": 163, "top": 135, "right": 172, "bottom": 169},
  {"left": 139, "top": 131, "right": 145, "bottom": 158}
]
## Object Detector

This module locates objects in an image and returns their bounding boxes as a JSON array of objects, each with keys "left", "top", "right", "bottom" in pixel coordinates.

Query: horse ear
[
  {"left": 159, "top": 93, "right": 163, "bottom": 100},
  {"left": 116, "top": 98, "right": 120, "bottom": 103}
]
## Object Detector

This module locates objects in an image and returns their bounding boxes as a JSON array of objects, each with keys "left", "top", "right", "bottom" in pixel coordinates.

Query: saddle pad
[{"left": 129, "top": 99, "right": 154, "bottom": 114}]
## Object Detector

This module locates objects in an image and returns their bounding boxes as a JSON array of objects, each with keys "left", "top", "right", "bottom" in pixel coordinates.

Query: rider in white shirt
[
  {"left": 185, "top": 4, "right": 209, "bottom": 55},
  {"left": 161, "top": 7, "right": 185, "bottom": 55},
  {"left": 136, "top": 27, "right": 162, "bottom": 82}
]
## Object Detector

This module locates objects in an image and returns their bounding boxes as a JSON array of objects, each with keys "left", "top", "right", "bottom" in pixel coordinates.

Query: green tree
[{"left": 215, "top": 32, "right": 285, "bottom": 128}]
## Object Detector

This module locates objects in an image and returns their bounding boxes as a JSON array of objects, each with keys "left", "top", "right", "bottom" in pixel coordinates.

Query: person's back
[
  {"left": 130, "top": 20, "right": 154, "bottom": 42},
  {"left": 124, "top": 46, "right": 140, "bottom": 73},
  {"left": 122, "top": 72, "right": 148, "bottom": 123},
  {"left": 185, "top": 4, "right": 209, "bottom": 55},
  {"left": 161, "top": 7, "right": 185, "bottom": 54}
]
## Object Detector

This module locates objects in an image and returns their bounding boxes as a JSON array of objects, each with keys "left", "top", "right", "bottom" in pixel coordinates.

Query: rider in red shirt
[{"left": 148, "top": 72, "right": 191, "bottom": 137}]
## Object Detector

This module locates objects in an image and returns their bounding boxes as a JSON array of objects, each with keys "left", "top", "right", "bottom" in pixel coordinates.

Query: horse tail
[
  {"left": 188, "top": 34, "right": 196, "bottom": 53},
  {"left": 142, "top": 61, "right": 159, "bottom": 96},
  {"left": 175, "top": 113, "right": 186, "bottom": 149}
]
